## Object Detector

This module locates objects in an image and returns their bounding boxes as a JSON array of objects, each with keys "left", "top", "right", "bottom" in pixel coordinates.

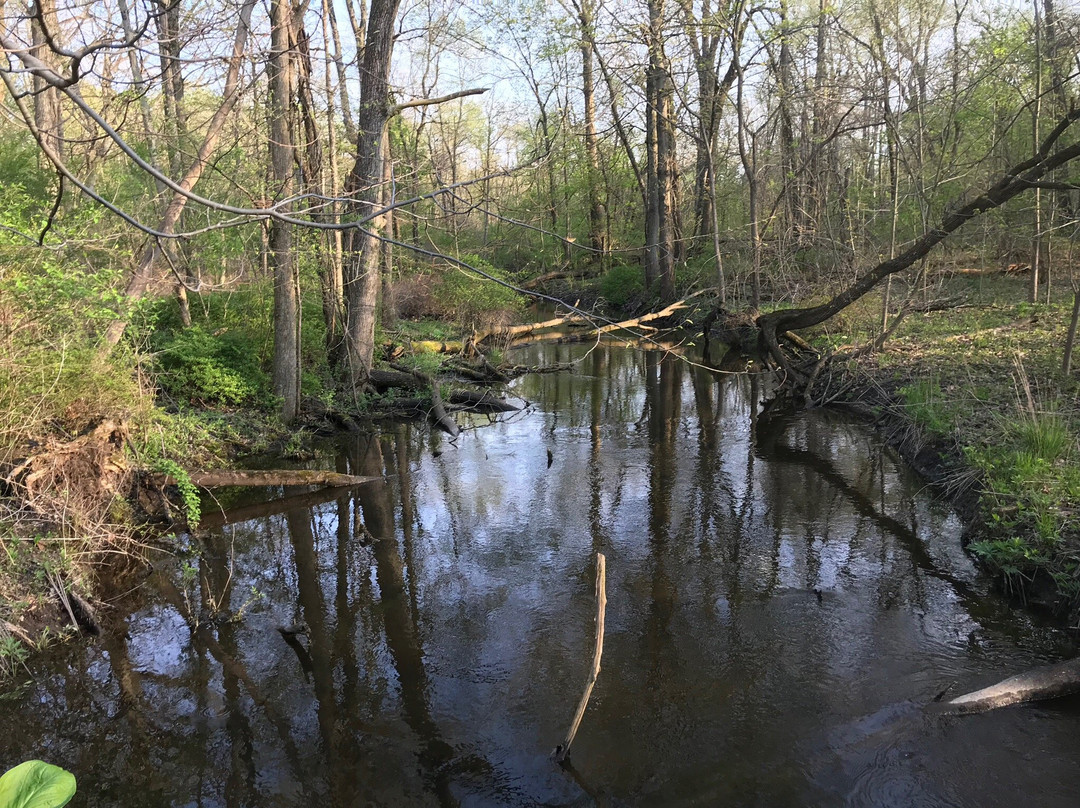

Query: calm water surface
[{"left": 2, "top": 342, "right": 1079, "bottom": 807}]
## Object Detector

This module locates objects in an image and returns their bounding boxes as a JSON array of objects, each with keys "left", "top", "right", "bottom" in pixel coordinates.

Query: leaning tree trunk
[
  {"left": 753, "top": 110, "right": 1080, "bottom": 376},
  {"left": 99, "top": 0, "right": 257, "bottom": 352},
  {"left": 342, "top": 0, "right": 401, "bottom": 389}
]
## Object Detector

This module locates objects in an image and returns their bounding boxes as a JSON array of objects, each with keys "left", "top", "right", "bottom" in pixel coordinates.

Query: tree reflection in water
[{"left": 1, "top": 341, "right": 1079, "bottom": 807}]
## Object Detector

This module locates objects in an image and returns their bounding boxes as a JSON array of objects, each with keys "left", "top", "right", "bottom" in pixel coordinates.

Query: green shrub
[
  {"left": 152, "top": 325, "right": 271, "bottom": 408},
  {"left": 599, "top": 262, "right": 644, "bottom": 309},
  {"left": 898, "top": 379, "right": 952, "bottom": 436},
  {"left": 439, "top": 255, "right": 526, "bottom": 332}
]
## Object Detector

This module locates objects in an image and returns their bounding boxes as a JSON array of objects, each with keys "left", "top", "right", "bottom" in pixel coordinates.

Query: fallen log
[
  {"left": 161, "top": 470, "right": 382, "bottom": 489},
  {"left": 369, "top": 368, "right": 425, "bottom": 391},
  {"left": 391, "top": 363, "right": 460, "bottom": 437},
  {"left": 483, "top": 291, "right": 710, "bottom": 347},
  {"left": 520, "top": 267, "right": 572, "bottom": 289},
  {"left": 941, "top": 657, "right": 1080, "bottom": 714},
  {"left": 477, "top": 312, "right": 581, "bottom": 343},
  {"left": 410, "top": 339, "right": 463, "bottom": 354},
  {"left": 446, "top": 389, "right": 521, "bottom": 413}
]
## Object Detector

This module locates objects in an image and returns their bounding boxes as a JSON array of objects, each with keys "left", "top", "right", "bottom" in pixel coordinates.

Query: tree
[
  {"left": 268, "top": 0, "right": 304, "bottom": 421},
  {"left": 342, "top": 0, "right": 402, "bottom": 388}
]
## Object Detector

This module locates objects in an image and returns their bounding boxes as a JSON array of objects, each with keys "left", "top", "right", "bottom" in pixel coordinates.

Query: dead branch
[{"left": 554, "top": 552, "right": 607, "bottom": 764}]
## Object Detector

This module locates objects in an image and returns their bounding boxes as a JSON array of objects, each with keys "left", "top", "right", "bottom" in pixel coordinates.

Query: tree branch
[{"left": 391, "top": 87, "right": 489, "bottom": 114}]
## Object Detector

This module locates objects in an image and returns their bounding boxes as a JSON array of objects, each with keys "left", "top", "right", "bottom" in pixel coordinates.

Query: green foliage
[
  {"left": 1012, "top": 412, "right": 1070, "bottom": 463},
  {"left": 0, "top": 632, "right": 29, "bottom": 679},
  {"left": 898, "top": 379, "right": 952, "bottom": 436},
  {"left": 152, "top": 458, "right": 201, "bottom": 528},
  {"left": 0, "top": 760, "right": 76, "bottom": 808},
  {"left": 968, "top": 536, "right": 1049, "bottom": 581},
  {"left": 599, "top": 262, "right": 644, "bottom": 309},
  {"left": 439, "top": 255, "right": 526, "bottom": 331},
  {"left": 153, "top": 325, "right": 272, "bottom": 407}
]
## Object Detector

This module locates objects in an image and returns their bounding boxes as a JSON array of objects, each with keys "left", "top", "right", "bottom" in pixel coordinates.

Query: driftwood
[
  {"left": 477, "top": 312, "right": 582, "bottom": 343},
  {"left": 941, "top": 657, "right": 1080, "bottom": 714},
  {"left": 520, "top": 268, "right": 572, "bottom": 289},
  {"left": 161, "top": 469, "right": 382, "bottom": 489},
  {"left": 446, "top": 389, "right": 520, "bottom": 413},
  {"left": 554, "top": 553, "right": 607, "bottom": 764}
]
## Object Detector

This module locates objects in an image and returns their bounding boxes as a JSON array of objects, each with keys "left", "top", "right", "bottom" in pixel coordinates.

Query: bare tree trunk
[
  {"left": 269, "top": 0, "right": 300, "bottom": 422},
  {"left": 645, "top": 0, "right": 675, "bottom": 301},
  {"left": 735, "top": 58, "right": 761, "bottom": 310},
  {"left": 343, "top": 0, "right": 401, "bottom": 388},
  {"left": 319, "top": 0, "right": 345, "bottom": 362},
  {"left": 777, "top": 0, "right": 802, "bottom": 241},
  {"left": 1063, "top": 286, "right": 1080, "bottom": 375},
  {"left": 117, "top": 0, "right": 162, "bottom": 192},
  {"left": 578, "top": 0, "right": 607, "bottom": 257},
  {"left": 29, "top": 0, "right": 64, "bottom": 161},
  {"left": 1031, "top": 0, "right": 1043, "bottom": 304},
  {"left": 324, "top": 0, "right": 357, "bottom": 144},
  {"left": 380, "top": 127, "right": 396, "bottom": 328}
]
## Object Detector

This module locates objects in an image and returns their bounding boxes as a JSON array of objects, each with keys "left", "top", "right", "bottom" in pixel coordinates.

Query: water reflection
[{"left": 2, "top": 341, "right": 1079, "bottom": 807}]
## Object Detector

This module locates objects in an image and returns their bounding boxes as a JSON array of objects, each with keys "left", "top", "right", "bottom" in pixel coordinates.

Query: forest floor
[{"left": 812, "top": 271, "right": 1080, "bottom": 619}]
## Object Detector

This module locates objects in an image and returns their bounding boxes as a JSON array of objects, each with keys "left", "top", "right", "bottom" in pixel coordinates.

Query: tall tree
[
  {"left": 28, "top": 0, "right": 64, "bottom": 160},
  {"left": 268, "top": 0, "right": 304, "bottom": 422},
  {"left": 645, "top": 0, "right": 677, "bottom": 301},
  {"left": 343, "top": 0, "right": 402, "bottom": 388},
  {"left": 576, "top": 0, "right": 609, "bottom": 257}
]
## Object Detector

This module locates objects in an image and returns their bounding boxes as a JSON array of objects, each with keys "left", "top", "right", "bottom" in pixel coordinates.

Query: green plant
[
  {"left": 0, "top": 633, "right": 29, "bottom": 678},
  {"left": 153, "top": 459, "right": 201, "bottom": 528},
  {"left": 439, "top": 256, "right": 526, "bottom": 332},
  {"left": 0, "top": 760, "right": 76, "bottom": 808},
  {"left": 1013, "top": 413, "right": 1070, "bottom": 463},
  {"left": 898, "top": 379, "right": 952, "bottom": 436},
  {"left": 152, "top": 325, "right": 271, "bottom": 407},
  {"left": 599, "top": 263, "right": 645, "bottom": 309}
]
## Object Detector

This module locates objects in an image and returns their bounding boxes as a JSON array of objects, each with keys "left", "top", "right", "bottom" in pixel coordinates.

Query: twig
[{"left": 554, "top": 552, "right": 607, "bottom": 764}]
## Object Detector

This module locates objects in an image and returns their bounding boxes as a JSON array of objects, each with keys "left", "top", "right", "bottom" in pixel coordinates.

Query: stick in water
[{"left": 554, "top": 552, "right": 607, "bottom": 764}]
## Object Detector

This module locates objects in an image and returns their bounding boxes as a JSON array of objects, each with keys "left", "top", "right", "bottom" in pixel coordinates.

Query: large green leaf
[{"left": 0, "top": 761, "right": 76, "bottom": 808}]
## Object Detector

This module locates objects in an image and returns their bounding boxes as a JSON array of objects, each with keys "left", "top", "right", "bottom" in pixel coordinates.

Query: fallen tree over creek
[{"left": 700, "top": 109, "right": 1080, "bottom": 401}]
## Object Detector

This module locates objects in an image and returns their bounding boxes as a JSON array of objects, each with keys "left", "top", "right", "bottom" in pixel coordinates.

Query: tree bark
[
  {"left": 268, "top": 0, "right": 301, "bottom": 422},
  {"left": 343, "top": 0, "right": 402, "bottom": 388},
  {"left": 645, "top": 0, "right": 676, "bottom": 301},
  {"left": 29, "top": 0, "right": 64, "bottom": 160},
  {"left": 578, "top": 0, "right": 607, "bottom": 257}
]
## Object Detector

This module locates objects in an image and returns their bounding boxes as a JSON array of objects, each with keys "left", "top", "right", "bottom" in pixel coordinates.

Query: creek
[{"left": 2, "top": 341, "right": 1079, "bottom": 807}]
